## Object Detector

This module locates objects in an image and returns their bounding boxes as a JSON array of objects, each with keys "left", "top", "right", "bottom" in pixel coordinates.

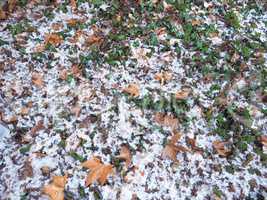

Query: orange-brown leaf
[
  {"left": 70, "top": 0, "right": 77, "bottom": 10},
  {"left": 154, "top": 112, "right": 179, "bottom": 130},
  {"left": 213, "top": 140, "right": 231, "bottom": 157},
  {"left": 32, "top": 72, "right": 44, "bottom": 87},
  {"left": 45, "top": 34, "right": 63, "bottom": 46},
  {"left": 0, "top": 8, "right": 7, "bottom": 20},
  {"left": 83, "top": 157, "right": 113, "bottom": 186},
  {"left": 31, "top": 120, "right": 44, "bottom": 135},
  {"left": 123, "top": 84, "right": 140, "bottom": 97},
  {"left": 82, "top": 157, "right": 102, "bottom": 170},
  {"left": 154, "top": 72, "right": 172, "bottom": 85},
  {"left": 118, "top": 145, "right": 131, "bottom": 168},
  {"left": 8, "top": 0, "right": 16, "bottom": 12},
  {"left": 86, "top": 34, "right": 103, "bottom": 46},
  {"left": 175, "top": 89, "right": 191, "bottom": 100},
  {"left": 43, "top": 175, "right": 67, "bottom": 200},
  {"left": 259, "top": 135, "right": 267, "bottom": 147}
]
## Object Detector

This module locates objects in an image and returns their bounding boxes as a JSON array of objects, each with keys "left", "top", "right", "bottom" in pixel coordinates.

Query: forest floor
[{"left": 0, "top": 1, "right": 267, "bottom": 200}]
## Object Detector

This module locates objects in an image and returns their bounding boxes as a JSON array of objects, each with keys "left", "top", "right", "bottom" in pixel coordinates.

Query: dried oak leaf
[
  {"left": 162, "top": 132, "right": 189, "bottom": 161},
  {"left": 122, "top": 84, "right": 140, "bottom": 97},
  {"left": 154, "top": 112, "right": 179, "bottom": 130},
  {"left": 186, "top": 136, "right": 203, "bottom": 153},
  {"left": 43, "top": 175, "right": 68, "bottom": 200},
  {"left": 154, "top": 72, "right": 172, "bottom": 85},
  {"left": 45, "top": 34, "right": 63, "bottom": 46},
  {"left": 82, "top": 157, "right": 113, "bottom": 186},
  {"left": 32, "top": 72, "right": 44, "bottom": 87},
  {"left": 213, "top": 140, "right": 231, "bottom": 157},
  {"left": 118, "top": 145, "right": 132, "bottom": 168},
  {"left": 175, "top": 88, "right": 191, "bottom": 100}
]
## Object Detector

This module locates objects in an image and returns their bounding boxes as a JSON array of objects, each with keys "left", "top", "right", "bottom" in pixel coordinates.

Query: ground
[{"left": 0, "top": 1, "right": 267, "bottom": 200}]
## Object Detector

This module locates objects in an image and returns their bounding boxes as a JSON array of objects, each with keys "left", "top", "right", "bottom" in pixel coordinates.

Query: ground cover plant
[{"left": 0, "top": 0, "right": 267, "bottom": 199}]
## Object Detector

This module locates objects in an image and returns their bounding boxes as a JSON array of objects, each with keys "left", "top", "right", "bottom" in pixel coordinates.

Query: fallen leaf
[
  {"left": 260, "top": 135, "right": 267, "bottom": 148},
  {"left": 20, "top": 107, "right": 29, "bottom": 115},
  {"left": 30, "top": 120, "right": 44, "bottom": 135},
  {"left": 186, "top": 136, "right": 203, "bottom": 153},
  {"left": 154, "top": 72, "right": 172, "bottom": 85},
  {"left": 43, "top": 175, "right": 68, "bottom": 200},
  {"left": 8, "top": 0, "right": 16, "bottom": 12},
  {"left": 213, "top": 140, "right": 231, "bottom": 157},
  {"left": 86, "top": 34, "right": 103, "bottom": 46},
  {"left": 118, "top": 145, "right": 131, "bottom": 168},
  {"left": 175, "top": 89, "right": 191, "bottom": 100},
  {"left": 45, "top": 34, "right": 63, "bottom": 46},
  {"left": 70, "top": 0, "right": 76, "bottom": 10},
  {"left": 32, "top": 72, "right": 44, "bottom": 87},
  {"left": 192, "top": 19, "right": 201, "bottom": 26},
  {"left": 51, "top": 23, "right": 63, "bottom": 31},
  {"left": 154, "top": 112, "right": 179, "bottom": 130},
  {"left": 162, "top": 132, "right": 189, "bottom": 161},
  {"left": 82, "top": 157, "right": 113, "bottom": 186},
  {"left": 123, "top": 84, "right": 140, "bottom": 97},
  {"left": 0, "top": 8, "right": 7, "bottom": 20},
  {"left": 66, "top": 18, "right": 79, "bottom": 27}
]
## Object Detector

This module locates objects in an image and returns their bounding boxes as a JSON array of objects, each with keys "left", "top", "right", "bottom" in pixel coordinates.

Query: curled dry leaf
[
  {"left": 154, "top": 112, "right": 179, "bottom": 130},
  {"left": 186, "top": 136, "right": 203, "bottom": 153},
  {"left": 43, "top": 174, "right": 68, "bottom": 200},
  {"left": 154, "top": 72, "right": 172, "bottom": 85},
  {"left": 32, "top": 72, "right": 44, "bottom": 87},
  {"left": 123, "top": 84, "right": 140, "bottom": 97},
  {"left": 213, "top": 140, "right": 231, "bottom": 157},
  {"left": 175, "top": 88, "right": 191, "bottom": 100},
  {"left": 118, "top": 145, "right": 132, "bottom": 168},
  {"left": 82, "top": 157, "right": 113, "bottom": 186}
]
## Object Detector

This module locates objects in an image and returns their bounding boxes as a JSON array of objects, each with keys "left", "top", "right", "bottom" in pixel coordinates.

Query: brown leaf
[
  {"left": 43, "top": 175, "right": 68, "bottom": 200},
  {"left": 32, "top": 72, "right": 44, "bottom": 87},
  {"left": 8, "top": 0, "right": 16, "bottom": 12},
  {"left": 45, "top": 34, "right": 63, "bottom": 46},
  {"left": 118, "top": 145, "right": 131, "bottom": 168},
  {"left": 51, "top": 23, "right": 63, "bottom": 31},
  {"left": 186, "top": 137, "right": 203, "bottom": 153},
  {"left": 154, "top": 72, "right": 172, "bottom": 85},
  {"left": 191, "top": 19, "right": 201, "bottom": 26},
  {"left": 0, "top": 8, "right": 7, "bottom": 20},
  {"left": 154, "top": 112, "right": 179, "bottom": 130},
  {"left": 20, "top": 107, "right": 29, "bottom": 115},
  {"left": 66, "top": 18, "right": 79, "bottom": 27},
  {"left": 175, "top": 89, "right": 191, "bottom": 100},
  {"left": 213, "top": 140, "right": 231, "bottom": 157},
  {"left": 70, "top": 0, "right": 77, "bottom": 10},
  {"left": 162, "top": 132, "right": 188, "bottom": 161},
  {"left": 86, "top": 34, "right": 103, "bottom": 46},
  {"left": 259, "top": 135, "right": 267, "bottom": 148},
  {"left": 123, "top": 84, "right": 140, "bottom": 97},
  {"left": 30, "top": 120, "right": 44, "bottom": 135},
  {"left": 82, "top": 157, "right": 113, "bottom": 186}
]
